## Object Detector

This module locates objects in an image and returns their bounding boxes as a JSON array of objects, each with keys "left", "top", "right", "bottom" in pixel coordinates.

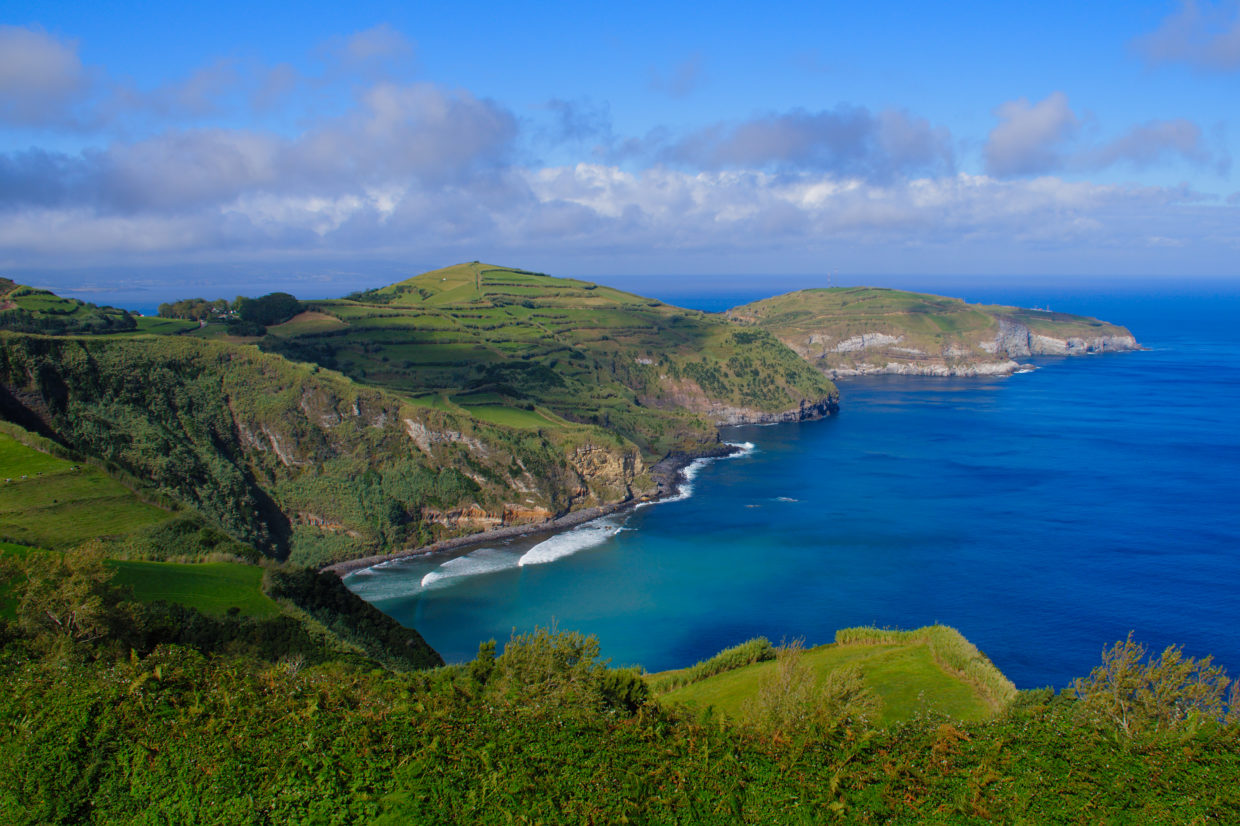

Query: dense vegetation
[{"left": 1, "top": 603, "right": 1237, "bottom": 823}]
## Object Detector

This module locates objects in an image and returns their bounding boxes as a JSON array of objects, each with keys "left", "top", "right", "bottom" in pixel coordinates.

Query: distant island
[{"left": 731, "top": 286, "right": 1139, "bottom": 377}]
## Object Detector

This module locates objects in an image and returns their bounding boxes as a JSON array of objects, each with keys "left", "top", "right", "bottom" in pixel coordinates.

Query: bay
[{"left": 346, "top": 285, "right": 1240, "bottom": 689}]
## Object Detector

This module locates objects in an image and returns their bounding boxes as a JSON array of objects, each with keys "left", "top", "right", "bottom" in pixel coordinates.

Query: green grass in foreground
[
  {"left": 0, "top": 432, "right": 173, "bottom": 548},
  {"left": 108, "top": 560, "right": 280, "bottom": 618},
  {"left": 658, "top": 638, "right": 992, "bottom": 726}
]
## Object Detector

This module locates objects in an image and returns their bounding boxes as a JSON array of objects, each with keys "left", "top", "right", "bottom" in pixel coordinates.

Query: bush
[
  {"left": 476, "top": 627, "right": 649, "bottom": 717},
  {"left": 741, "top": 640, "right": 879, "bottom": 742},
  {"left": 1072, "top": 632, "right": 1231, "bottom": 739}
]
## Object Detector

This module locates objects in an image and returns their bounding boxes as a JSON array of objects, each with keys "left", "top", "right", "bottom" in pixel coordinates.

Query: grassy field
[
  {"left": 0, "top": 432, "right": 173, "bottom": 548},
  {"left": 109, "top": 560, "right": 281, "bottom": 618},
  {"left": 133, "top": 316, "right": 197, "bottom": 335},
  {"left": 655, "top": 631, "right": 997, "bottom": 726}
]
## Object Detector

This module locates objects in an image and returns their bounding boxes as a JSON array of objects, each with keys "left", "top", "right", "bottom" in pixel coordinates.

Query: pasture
[
  {"left": 109, "top": 560, "right": 280, "bottom": 618},
  {"left": 0, "top": 432, "right": 172, "bottom": 549}
]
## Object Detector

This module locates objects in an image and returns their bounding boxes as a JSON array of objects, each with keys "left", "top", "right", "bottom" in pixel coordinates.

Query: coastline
[{"left": 321, "top": 443, "right": 741, "bottom": 578}]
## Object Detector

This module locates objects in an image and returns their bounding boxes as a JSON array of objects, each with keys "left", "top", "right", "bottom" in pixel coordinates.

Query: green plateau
[{"left": 732, "top": 286, "right": 1139, "bottom": 377}]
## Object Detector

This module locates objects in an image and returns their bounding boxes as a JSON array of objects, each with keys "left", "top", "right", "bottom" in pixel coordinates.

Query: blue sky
[{"left": 1, "top": 1, "right": 1238, "bottom": 302}]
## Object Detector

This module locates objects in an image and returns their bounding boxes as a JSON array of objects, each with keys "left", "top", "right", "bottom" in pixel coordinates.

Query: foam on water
[
  {"left": 420, "top": 547, "right": 517, "bottom": 588},
  {"left": 662, "top": 441, "right": 756, "bottom": 504},
  {"left": 518, "top": 518, "right": 625, "bottom": 567}
]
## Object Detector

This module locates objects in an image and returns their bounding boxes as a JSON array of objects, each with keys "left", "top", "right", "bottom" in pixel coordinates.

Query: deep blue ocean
[{"left": 345, "top": 281, "right": 1240, "bottom": 689}]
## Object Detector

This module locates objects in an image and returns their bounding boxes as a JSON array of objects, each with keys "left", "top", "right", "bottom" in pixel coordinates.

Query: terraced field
[
  {"left": 260, "top": 263, "right": 837, "bottom": 455},
  {"left": 0, "top": 430, "right": 173, "bottom": 549}
]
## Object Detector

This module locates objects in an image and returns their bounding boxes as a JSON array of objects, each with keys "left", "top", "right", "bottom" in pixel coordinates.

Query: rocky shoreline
[{"left": 321, "top": 443, "right": 742, "bottom": 577}]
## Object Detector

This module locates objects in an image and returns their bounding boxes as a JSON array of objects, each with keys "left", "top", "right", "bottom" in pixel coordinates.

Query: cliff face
[
  {"left": 649, "top": 374, "right": 838, "bottom": 426},
  {"left": 732, "top": 288, "right": 1140, "bottom": 379},
  {"left": 0, "top": 333, "right": 643, "bottom": 566}
]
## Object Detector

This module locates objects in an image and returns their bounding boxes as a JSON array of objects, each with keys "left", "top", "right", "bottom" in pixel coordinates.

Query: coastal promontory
[{"left": 730, "top": 287, "right": 1139, "bottom": 378}]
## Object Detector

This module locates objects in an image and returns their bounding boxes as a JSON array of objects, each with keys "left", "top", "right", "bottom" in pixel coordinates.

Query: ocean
[{"left": 345, "top": 281, "right": 1240, "bottom": 689}]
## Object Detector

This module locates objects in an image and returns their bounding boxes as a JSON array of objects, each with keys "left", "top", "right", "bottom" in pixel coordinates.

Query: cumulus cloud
[
  {"left": 0, "top": 25, "right": 90, "bottom": 127},
  {"left": 1134, "top": 0, "right": 1240, "bottom": 71},
  {"left": 985, "top": 92, "right": 1078, "bottom": 176},
  {"left": 985, "top": 92, "right": 1224, "bottom": 177},
  {"left": 1, "top": 24, "right": 1234, "bottom": 276},
  {"left": 656, "top": 105, "right": 954, "bottom": 180},
  {"left": 0, "top": 80, "right": 517, "bottom": 220}
]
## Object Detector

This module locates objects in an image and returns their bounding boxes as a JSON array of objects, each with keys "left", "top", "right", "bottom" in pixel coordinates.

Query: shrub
[
  {"left": 741, "top": 640, "right": 879, "bottom": 741},
  {"left": 1072, "top": 632, "right": 1231, "bottom": 739}
]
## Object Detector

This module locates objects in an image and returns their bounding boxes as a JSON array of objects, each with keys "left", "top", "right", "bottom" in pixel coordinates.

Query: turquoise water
[{"left": 346, "top": 287, "right": 1240, "bottom": 688}]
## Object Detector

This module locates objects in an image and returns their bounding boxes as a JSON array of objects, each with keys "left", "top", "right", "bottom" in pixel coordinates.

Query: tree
[
  {"left": 235, "top": 292, "right": 303, "bottom": 326},
  {"left": 1072, "top": 632, "right": 1230, "bottom": 738},
  {"left": 16, "top": 542, "right": 125, "bottom": 648}
]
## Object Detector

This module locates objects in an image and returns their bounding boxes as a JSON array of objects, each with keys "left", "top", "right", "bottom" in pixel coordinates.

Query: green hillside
[
  {"left": 261, "top": 263, "right": 838, "bottom": 455},
  {"left": 0, "top": 419, "right": 443, "bottom": 672},
  {"left": 732, "top": 286, "right": 1139, "bottom": 377},
  {"left": 0, "top": 267, "right": 838, "bottom": 566},
  {"left": 0, "top": 278, "right": 136, "bottom": 335},
  {"left": 0, "top": 332, "right": 646, "bottom": 567}
]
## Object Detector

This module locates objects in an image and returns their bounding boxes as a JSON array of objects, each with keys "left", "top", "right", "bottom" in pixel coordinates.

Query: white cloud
[{"left": 985, "top": 92, "right": 1078, "bottom": 176}]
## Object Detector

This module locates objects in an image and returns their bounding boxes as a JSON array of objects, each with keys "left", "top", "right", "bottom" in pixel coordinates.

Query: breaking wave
[
  {"left": 518, "top": 518, "right": 626, "bottom": 567},
  {"left": 420, "top": 547, "right": 517, "bottom": 589},
  {"left": 662, "top": 441, "right": 757, "bottom": 503}
]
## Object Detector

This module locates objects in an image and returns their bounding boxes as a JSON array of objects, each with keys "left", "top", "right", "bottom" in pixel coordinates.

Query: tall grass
[
  {"left": 649, "top": 637, "right": 776, "bottom": 693},
  {"left": 835, "top": 625, "right": 1017, "bottom": 710}
]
